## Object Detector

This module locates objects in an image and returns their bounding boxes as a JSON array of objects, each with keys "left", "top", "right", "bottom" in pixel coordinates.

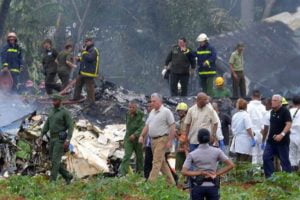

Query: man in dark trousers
[
  {"left": 262, "top": 94, "right": 292, "bottom": 178},
  {"left": 165, "top": 38, "right": 195, "bottom": 96},
  {"left": 73, "top": 37, "right": 100, "bottom": 105},
  {"left": 195, "top": 33, "right": 217, "bottom": 96},
  {"left": 42, "top": 39, "right": 61, "bottom": 95},
  {"left": 41, "top": 94, "right": 74, "bottom": 183},
  {"left": 144, "top": 100, "right": 153, "bottom": 179},
  {"left": 1, "top": 32, "right": 24, "bottom": 92}
]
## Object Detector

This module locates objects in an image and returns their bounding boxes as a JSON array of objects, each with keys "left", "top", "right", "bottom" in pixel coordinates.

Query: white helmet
[
  {"left": 7, "top": 32, "right": 17, "bottom": 39},
  {"left": 196, "top": 33, "right": 209, "bottom": 42}
]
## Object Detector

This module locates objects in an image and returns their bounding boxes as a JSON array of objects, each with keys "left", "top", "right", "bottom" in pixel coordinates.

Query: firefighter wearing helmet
[
  {"left": 196, "top": 33, "right": 217, "bottom": 96},
  {"left": 212, "top": 76, "right": 231, "bottom": 98},
  {"left": 1, "top": 32, "right": 24, "bottom": 92},
  {"left": 175, "top": 102, "right": 189, "bottom": 172}
]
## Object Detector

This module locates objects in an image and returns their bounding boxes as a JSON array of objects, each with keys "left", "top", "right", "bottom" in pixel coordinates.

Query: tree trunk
[
  {"left": 262, "top": 0, "right": 276, "bottom": 19},
  {"left": 0, "top": 0, "right": 12, "bottom": 39},
  {"left": 240, "top": 0, "right": 255, "bottom": 26}
]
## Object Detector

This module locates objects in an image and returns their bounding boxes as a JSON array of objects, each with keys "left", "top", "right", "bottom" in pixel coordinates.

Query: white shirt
[
  {"left": 230, "top": 110, "right": 253, "bottom": 155},
  {"left": 247, "top": 100, "right": 266, "bottom": 132},
  {"left": 290, "top": 107, "right": 300, "bottom": 137}
]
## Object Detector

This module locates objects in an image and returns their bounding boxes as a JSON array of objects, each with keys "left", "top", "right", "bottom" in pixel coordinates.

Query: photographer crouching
[{"left": 181, "top": 128, "right": 234, "bottom": 200}]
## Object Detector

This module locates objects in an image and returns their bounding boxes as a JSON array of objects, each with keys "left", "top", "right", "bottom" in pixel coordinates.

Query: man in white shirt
[
  {"left": 247, "top": 90, "right": 266, "bottom": 164},
  {"left": 289, "top": 96, "right": 300, "bottom": 171}
]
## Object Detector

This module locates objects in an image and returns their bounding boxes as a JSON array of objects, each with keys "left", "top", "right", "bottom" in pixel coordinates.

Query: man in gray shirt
[{"left": 139, "top": 93, "right": 176, "bottom": 185}]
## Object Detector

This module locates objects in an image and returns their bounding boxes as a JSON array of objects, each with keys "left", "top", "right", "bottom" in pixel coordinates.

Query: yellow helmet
[
  {"left": 282, "top": 97, "right": 288, "bottom": 105},
  {"left": 176, "top": 102, "right": 188, "bottom": 111},
  {"left": 215, "top": 77, "right": 224, "bottom": 86}
]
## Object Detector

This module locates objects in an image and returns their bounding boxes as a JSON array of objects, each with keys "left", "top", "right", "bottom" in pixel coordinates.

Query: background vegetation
[{"left": 0, "top": 0, "right": 298, "bottom": 94}]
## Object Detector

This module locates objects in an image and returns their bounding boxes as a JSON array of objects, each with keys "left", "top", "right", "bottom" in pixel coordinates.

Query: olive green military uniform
[
  {"left": 119, "top": 110, "right": 144, "bottom": 176},
  {"left": 42, "top": 105, "right": 74, "bottom": 182},
  {"left": 42, "top": 48, "right": 61, "bottom": 95},
  {"left": 57, "top": 50, "right": 73, "bottom": 89},
  {"left": 175, "top": 116, "right": 187, "bottom": 171},
  {"left": 212, "top": 87, "right": 231, "bottom": 98}
]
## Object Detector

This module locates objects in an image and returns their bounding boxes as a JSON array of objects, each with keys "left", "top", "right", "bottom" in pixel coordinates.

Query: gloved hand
[
  {"left": 261, "top": 143, "right": 266, "bottom": 150},
  {"left": 218, "top": 140, "right": 225, "bottom": 152},
  {"left": 251, "top": 138, "right": 256, "bottom": 147}
]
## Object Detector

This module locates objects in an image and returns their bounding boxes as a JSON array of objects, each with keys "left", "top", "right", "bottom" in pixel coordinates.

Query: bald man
[{"left": 185, "top": 92, "right": 218, "bottom": 152}]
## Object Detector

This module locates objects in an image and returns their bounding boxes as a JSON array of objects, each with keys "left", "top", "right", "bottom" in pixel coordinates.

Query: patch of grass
[{"left": 0, "top": 174, "right": 188, "bottom": 200}]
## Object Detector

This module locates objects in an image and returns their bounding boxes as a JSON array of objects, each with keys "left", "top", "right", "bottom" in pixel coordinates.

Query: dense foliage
[{"left": 1, "top": 170, "right": 300, "bottom": 200}]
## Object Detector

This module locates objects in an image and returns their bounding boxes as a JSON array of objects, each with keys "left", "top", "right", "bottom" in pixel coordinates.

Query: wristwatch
[{"left": 280, "top": 132, "right": 286, "bottom": 137}]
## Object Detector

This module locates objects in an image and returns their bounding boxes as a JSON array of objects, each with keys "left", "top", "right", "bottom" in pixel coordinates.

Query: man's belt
[{"left": 152, "top": 134, "right": 168, "bottom": 140}]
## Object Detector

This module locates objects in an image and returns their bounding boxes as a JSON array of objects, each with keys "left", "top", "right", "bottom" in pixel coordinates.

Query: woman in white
[{"left": 230, "top": 98, "right": 256, "bottom": 162}]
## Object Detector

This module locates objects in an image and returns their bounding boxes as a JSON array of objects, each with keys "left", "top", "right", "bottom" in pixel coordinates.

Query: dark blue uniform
[
  {"left": 1, "top": 43, "right": 23, "bottom": 91},
  {"left": 196, "top": 43, "right": 217, "bottom": 96}
]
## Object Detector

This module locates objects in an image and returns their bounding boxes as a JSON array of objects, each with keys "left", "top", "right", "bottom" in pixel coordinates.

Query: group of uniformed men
[
  {"left": 164, "top": 33, "right": 246, "bottom": 98},
  {"left": 1, "top": 32, "right": 99, "bottom": 106}
]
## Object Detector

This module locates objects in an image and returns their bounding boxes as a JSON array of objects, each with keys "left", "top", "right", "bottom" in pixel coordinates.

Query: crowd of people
[
  {"left": 1, "top": 32, "right": 99, "bottom": 106},
  {"left": 118, "top": 91, "right": 299, "bottom": 199},
  {"left": 1, "top": 31, "right": 299, "bottom": 200}
]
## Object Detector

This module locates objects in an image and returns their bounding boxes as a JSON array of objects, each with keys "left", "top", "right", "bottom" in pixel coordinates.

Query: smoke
[{"left": 0, "top": 92, "right": 35, "bottom": 129}]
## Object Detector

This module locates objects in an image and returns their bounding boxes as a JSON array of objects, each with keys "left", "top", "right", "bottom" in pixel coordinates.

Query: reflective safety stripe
[
  {"left": 10, "top": 68, "right": 20, "bottom": 73},
  {"left": 7, "top": 48, "right": 18, "bottom": 53},
  {"left": 199, "top": 71, "right": 216, "bottom": 75},
  {"left": 94, "top": 48, "right": 100, "bottom": 76},
  {"left": 197, "top": 50, "right": 211, "bottom": 55},
  {"left": 80, "top": 47, "right": 100, "bottom": 78},
  {"left": 80, "top": 71, "right": 98, "bottom": 77},
  {"left": 82, "top": 50, "right": 88, "bottom": 55},
  {"left": 183, "top": 48, "right": 190, "bottom": 54}
]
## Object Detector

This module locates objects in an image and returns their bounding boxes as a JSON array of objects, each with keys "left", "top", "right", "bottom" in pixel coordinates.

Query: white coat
[{"left": 230, "top": 110, "right": 253, "bottom": 155}]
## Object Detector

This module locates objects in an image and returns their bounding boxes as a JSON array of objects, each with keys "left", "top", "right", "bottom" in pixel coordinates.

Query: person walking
[
  {"left": 195, "top": 33, "right": 217, "bottom": 96},
  {"left": 262, "top": 94, "right": 292, "bottom": 178},
  {"left": 182, "top": 128, "right": 234, "bottom": 200},
  {"left": 138, "top": 93, "right": 176, "bottom": 185},
  {"left": 185, "top": 92, "right": 218, "bottom": 152},
  {"left": 40, "top": 94, "right": 74, "bottom": 183},
  {"left": 230, "top": 98, "right": 256, "bottom": 163},
  {"left": 164, "top": 38, "right": 196, "bottom": 96},
  {"left": 1, "top": 32, "right": 24, "bottom": 92},
  {"left": 119, "top": 101, "right": 144, "bottom": 176},
  {"left": 229, "top": 43, "right": 246, "bottom": 98},
  {"left": 42, "top": 39, "right": 61, "bottom": 95}
]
